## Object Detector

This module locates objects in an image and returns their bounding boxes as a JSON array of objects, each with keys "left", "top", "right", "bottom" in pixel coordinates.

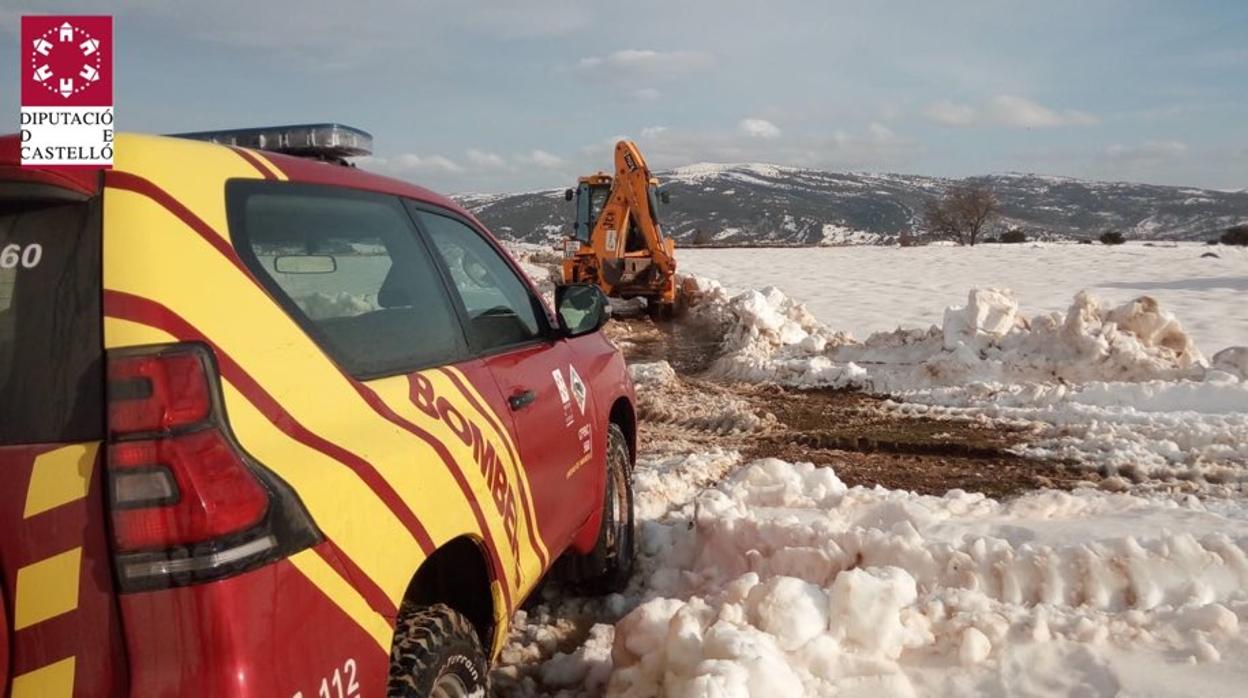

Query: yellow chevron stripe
[
  {"left": 489, "top": 580, "right": 510, "bottom": 658},
  {"left": 288, "top": 550, "right": 392, "bottom": 651},
  {"left": 14, "top": 547, "right": 81, "bottom": 630},
  {"left": 24, "top": 443, "right": 98, "bottom": 518},
  {"left": 369, "top": 373, "right": 534, "bottom": 592},
  {"left": 103, "top": 317, "right": 425, "bottom": 607},
  {"left": 246, "top": 149, "right": 289, "bottom": 181},
  {"left": 10, "top": 657, "right": 75, "bottom": 698},
  {"left": 114, "top": 134, "right": 264, "bottom": 241},
  {"left": 443, "top": 366, "right": 549, "bottom": 565}
]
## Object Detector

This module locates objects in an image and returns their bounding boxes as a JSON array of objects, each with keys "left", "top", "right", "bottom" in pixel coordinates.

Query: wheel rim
[
  {"left": 431, "top": 672, "right": 470, "bottom": 698},
  {"left": 606, "top": 457, "right": 629, "bottom": 557}
]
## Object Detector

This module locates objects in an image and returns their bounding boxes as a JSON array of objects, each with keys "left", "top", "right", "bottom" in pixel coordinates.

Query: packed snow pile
[
  {"left": 853, "top": 289, "right": 1207, "bottom": 391},
  {"left": 684, "top": 277, "right": 1246, "bottom": 472},
  {"left": 691, "top": 280, "right": 1210, "bottom": 392},
  {"left": 601, "top": 459, "right": 1248, "bottom": 697},
  {"left": 687, "top": 277, "right": 864, "bottom": 388}
]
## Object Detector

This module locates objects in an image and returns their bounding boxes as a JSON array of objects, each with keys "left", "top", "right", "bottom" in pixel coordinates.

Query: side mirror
[
  {"left": 565, "top": 188, "right": 575, "bottom": 202},
  {"left": 555, "top": 283, "right": 610, "bottom": 337},
  {"left": 660, "top": 190, "right": 671, "bottom": 204}
]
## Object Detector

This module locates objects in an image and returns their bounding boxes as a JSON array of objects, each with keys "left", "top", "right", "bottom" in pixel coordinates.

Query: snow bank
[
  {"left": 685, "top": 278, "right": 1245, "bottom": 472},
  {"left": 692, "top": 281, "right": 1208, "bottom": 391},
  {"left": 688, "top": 277, "right": 865, "bottom": 388},
  {"left": 605, "top": 459, "right": 1248, "bottom": 697}
]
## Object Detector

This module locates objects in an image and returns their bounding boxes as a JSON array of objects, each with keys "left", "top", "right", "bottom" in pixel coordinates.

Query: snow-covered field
[
  {"left": 681, "top": 242, "right": 1247, "bottom": 357},
  {"left": 499, "top": 240, "right": 1248, "bottom": 697}
]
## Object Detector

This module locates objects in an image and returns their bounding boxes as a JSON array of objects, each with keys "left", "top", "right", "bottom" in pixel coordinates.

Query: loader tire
[
  {"left": 647, "top": 300, "right": 675, "bottom": 321},
  {"left": 387, "top": 603, "right": 488, "bottom": 698},
  {"left": 563, "top": 423, "right": 635, "bottom": 593}
]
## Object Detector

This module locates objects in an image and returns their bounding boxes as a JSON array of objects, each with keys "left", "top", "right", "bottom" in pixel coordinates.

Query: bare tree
[{"left": 923, "top": 185, "right": 1000, "bottom": 246}]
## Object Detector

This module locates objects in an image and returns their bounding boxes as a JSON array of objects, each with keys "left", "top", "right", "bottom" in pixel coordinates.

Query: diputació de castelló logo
[{"left": 20, "top": 15, "right": 114, "bottom": 168}]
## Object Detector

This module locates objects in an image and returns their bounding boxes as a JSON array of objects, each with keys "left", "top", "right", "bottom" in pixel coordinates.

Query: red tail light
[
  {"left": 106, "top": 344, "right": 319, "bottom": 591},
  {"left": 108, "top": 352, "right": 212, "bottom": 434},
  {"left": 108, "top": 430, "right": 269, "bottom": 550}
]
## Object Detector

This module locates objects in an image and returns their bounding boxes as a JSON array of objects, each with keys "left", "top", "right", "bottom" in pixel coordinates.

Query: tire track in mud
[{"left": 607, "top": 316, "right": 1099, "bottom": 499}]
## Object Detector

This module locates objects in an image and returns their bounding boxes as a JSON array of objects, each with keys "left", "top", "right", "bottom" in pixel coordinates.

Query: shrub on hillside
[
  {"left": 1221, "top": 225, "right": 1248, "bottom": 246},
  {"left": 1000, "top": 229, "right": 1028, "bottom": 244},
  {"left": 1100, "top": 231, "right": 1126, "bottom": 245}
]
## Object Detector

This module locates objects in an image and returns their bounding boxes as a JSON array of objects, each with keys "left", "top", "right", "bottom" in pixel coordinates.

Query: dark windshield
[
  {"left": 0, "top": 189, "right": 103, "bottom": 445},
  {"left": 574, "top": 183, "right": 611, "bottom": 243}
]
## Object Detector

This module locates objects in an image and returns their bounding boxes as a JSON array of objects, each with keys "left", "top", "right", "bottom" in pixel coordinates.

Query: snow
[
  {"left": 681, "top": 242, "right": 1248, "bottom": 356},
  {"left": 497, "top": 240, "right": 1248, "bottom": 696},
  {"left": 523, "top": 457, "right": 1248, "bottom": 697},
  {"left": 819, "top": 223, "right": 883, "bottom": 246}
]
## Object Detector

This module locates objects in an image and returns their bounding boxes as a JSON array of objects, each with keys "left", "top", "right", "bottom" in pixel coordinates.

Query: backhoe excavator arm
[
  {"left": 590, "top": 141, "right": 676, "bottom": 278},
  {"left": 562, "top": 139, "right": 681, "bottom": 312}
]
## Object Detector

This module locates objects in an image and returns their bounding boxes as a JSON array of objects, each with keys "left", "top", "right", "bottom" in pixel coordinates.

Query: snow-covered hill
[{"left": 456, "top": 164, "right": 1248, "bottom": 246}]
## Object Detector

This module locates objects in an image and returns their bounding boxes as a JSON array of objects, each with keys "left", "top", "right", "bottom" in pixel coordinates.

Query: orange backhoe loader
[{"left": 562, "top": 140, "right": 692, "bottom": 316}]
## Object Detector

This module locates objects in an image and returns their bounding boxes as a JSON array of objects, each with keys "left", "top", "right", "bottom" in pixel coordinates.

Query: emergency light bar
[{"left": 170, "top": 123, "right": 373, "bottom": 158}]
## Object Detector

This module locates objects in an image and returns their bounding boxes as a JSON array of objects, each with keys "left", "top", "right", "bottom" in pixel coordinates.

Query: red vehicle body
[{"left": 0, "top": 129, "right": 636, "bottom": 697}]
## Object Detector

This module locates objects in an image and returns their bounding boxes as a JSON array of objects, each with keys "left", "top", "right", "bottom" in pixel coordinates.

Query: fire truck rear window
[{"left": 0, "top": 195, "right": 104, "bottom": 445}]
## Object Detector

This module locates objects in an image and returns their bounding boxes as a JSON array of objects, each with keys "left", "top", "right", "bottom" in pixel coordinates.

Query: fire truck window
[
  {"left": 414, "top": 209, "right": 545, "bottom": 353},
  {"left": 228, "top": 182, "right": 467, "bottom": 378}
]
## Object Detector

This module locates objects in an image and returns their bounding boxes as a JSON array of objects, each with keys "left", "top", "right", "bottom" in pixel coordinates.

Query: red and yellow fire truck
[{"left": 0, "top": 124, "right": 637, "bottom": 697}]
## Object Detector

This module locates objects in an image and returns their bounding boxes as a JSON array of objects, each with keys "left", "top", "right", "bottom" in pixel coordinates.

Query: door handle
[{"left": 508, "top": 389, "right": 536, "bottom": 411}]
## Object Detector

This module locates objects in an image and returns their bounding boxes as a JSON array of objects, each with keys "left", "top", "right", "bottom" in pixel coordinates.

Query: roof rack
[{"left": 169, "top": 123, "right": 373, "bottom": 160}]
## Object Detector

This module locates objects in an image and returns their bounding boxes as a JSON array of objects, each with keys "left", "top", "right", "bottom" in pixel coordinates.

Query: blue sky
[{"left": 2, "top": 0, "right": 1246, "bottom": 192}]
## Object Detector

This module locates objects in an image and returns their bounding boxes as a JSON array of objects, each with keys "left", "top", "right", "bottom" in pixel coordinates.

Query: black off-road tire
[
  {"left": 387, "top": 603, "right": 488, "bottom": 698},
  {"left": 562, "top": 423, "right": 636, "bottom": 593}
]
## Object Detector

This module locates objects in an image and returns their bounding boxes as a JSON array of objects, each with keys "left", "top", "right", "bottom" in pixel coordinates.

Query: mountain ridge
[{"left": 454, "top": 164, "right": 1248, "bottom": 246}]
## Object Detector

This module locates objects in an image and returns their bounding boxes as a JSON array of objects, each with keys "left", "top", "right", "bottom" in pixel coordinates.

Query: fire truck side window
[
  {"left": 413, "top": 208, "right": 545, "bottom": 354},
  {"left": 228, "top": 181, "right": 467, "bottom": 378}
]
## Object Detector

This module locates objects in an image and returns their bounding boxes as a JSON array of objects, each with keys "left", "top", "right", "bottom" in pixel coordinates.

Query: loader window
[
  {"left": 574, "top": 183, "right": 609, "bottom": 243},
  {"left": 413, "top": 209, "right": 545, "bottom": 354}
]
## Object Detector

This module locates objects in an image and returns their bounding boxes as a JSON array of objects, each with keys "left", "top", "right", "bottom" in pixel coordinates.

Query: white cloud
[
  {"left": 738, "top": 118, "right": 782, "bottom": 140},
  {"left": 923, "top": 100, "right": 977, "bottom": 126},
  {"left": 634, "top": 87, "right": 662, "bottom": 101},
  {"left": 360, "top": 152, "right": 463, "bottom": 175},
  {"left": 1103, "top": 141, "right": 1188, "bottom": 164},
  {"left": 575, "top": 49, "right": 715, "bottom": 82},
  {"left": 640, "top": 126, "right": 669, "bottom": 138},
  {"left": 923, "top": 95, "right": 1098, "bottom": 128},
  {"left": 522, "top": 149, "right": 565, "bottom": 168},
  {"left": 866, "top": 122, "right": 898, "bottom": 143},
  {"left": 466, "top": 148, "right": 508, "bottom": 169},
  {"left": 987, "top": 95, "right": 1098, "bottom": 128}
]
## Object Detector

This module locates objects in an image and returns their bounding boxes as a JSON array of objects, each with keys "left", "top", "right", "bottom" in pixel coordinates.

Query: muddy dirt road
[{"left": 607, "top": 316, "right": 1093, "bottom": 499}]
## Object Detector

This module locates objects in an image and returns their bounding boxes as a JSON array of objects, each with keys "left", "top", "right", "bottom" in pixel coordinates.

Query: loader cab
[{"left": 568, "top": 174, "right": 612, "bottom": 243}]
